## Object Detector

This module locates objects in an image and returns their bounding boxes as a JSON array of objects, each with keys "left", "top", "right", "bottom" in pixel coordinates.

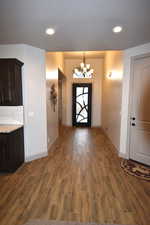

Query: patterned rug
[
  {"left": 121, "top": 159, "right": 150, "bottom": 181},
  {"left": 23, "top": 220, "right": 132, "bottom": 225}
]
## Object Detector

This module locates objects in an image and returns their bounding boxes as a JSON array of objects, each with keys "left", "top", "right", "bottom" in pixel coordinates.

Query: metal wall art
[{"left": 50, "top": 83, "right": 57, "bottom": 112}]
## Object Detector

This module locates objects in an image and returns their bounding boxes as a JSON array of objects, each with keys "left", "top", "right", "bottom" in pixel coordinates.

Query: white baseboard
[
  {"left": 119, "top": 151, "right": 129, "bottom": 159},
  {"left": 48, "top": 135, "right": 58, "bottom": 151},
  {"left": 101, "top": 126, "right": 119, "bottom": 153},
  {"left": 91, "top": 125, "right": 101, "bottom": 128},
  {"left": 25, "top": 152, "right": 48, "bottom": 162}
]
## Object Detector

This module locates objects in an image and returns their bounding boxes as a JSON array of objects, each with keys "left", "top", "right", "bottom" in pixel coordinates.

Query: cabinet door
[
  {"left": 0, "top": 59, "right": 23, "bottom": 106},
  {"left": 0, "top": 61, "right": 14, "bottom": 105},
  {"left": 0, "top": 134, "right": 11, "bottom": 171},
  {"left": 8, "top": 128, "right": 24, "bottom": 169},
  {"left": 0, "top": 128, "right": 24, "bottom": 172},
  {"left": 14, "top": 63, "right": 23, "bottom": 105}
]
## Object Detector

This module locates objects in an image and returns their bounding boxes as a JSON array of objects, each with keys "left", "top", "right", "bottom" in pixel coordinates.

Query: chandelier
[{"left": 73, "top": 52, "right": 94, "bottom": 78}]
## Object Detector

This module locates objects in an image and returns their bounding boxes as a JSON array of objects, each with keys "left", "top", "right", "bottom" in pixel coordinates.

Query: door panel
[
  {"left": 72, "top": 83, "right": 92, "bottom": 127},
  {"left": 130, "top": 56, "right": 150, "bottom": 165}
]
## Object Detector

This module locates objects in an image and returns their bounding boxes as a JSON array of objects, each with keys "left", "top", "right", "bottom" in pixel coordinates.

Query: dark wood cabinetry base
[{"left": 0, "top": 127, "right": 24, "bottom": 172}]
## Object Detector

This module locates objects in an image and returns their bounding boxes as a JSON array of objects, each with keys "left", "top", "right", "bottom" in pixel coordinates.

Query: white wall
[
  {"left": 0, "top": 44, "right": 48, "bottom": 161},
  {"left": 102, "top": 51, "right": 123, "bottom": 150},
  {"left": 46, "top": 52, "right": 64, "bottom": 149},
  {"left": 63, "top": 57, "right": 104, "bottom": 127},
  {"left": 120, "top": 42, "right": 150, "bottom": 158}
]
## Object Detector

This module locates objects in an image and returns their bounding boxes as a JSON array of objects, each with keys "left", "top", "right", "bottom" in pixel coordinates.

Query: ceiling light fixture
[
  {"left": 113, "top": 26, "right": 123, "bottom": 33},
  {"left": 73, "top": 52, "right": 94, "bottom": 78},
  {"left": 46, "top": 28, "right": 55, "bottom": 35}
]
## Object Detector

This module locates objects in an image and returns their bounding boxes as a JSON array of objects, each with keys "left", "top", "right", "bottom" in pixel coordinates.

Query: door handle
[{"left": 131, "top": 123, "right": 136, "bottom": 126}]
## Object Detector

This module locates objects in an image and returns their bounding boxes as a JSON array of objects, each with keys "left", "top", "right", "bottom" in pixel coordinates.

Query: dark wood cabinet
[
  {"left": 0, "top": 127, "right": 24, "bottom": 172},
  {"left": 0, "top": 59, "right": 24, "bottom": 106}
]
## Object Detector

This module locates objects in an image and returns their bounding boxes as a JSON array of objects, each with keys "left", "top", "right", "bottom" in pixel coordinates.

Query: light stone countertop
[{"left": 0, "top": 124, "right": 23, "bottom": 133}]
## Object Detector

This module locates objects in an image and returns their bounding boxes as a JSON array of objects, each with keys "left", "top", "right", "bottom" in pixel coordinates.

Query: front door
[
  {"left": 129, "top": 55, "right": 150, "bottom": 166},
  {"left": 72, "top": 83, "right": 92, "bottom": 127}
]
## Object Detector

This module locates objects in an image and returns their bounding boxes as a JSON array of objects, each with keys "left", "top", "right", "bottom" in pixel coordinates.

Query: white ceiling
[
  {"left": 0, "top": 0, "right": 150, "bottom": 51},
  {"left": 63, "top": 51, "right": 105, "bottom": 59}
]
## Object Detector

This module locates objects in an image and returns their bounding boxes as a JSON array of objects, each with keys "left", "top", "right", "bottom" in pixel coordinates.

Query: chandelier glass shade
[{"left": 73, "top": 53, "right": 94, "bottom": 78}]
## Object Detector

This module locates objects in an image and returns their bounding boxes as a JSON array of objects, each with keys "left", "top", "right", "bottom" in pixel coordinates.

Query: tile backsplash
[{"left": 0, "top": 106, "right": 24, "bottom": 124}]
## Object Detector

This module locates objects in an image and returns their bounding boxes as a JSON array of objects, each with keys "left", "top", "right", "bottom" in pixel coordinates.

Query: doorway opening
[{"left": 72, "top": 83, "right": 92, "bottom": 127}]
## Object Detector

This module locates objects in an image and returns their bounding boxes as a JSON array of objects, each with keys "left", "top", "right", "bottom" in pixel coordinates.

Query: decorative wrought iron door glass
[
  {"left": 76, "top": 87, "right": 88, "bottom": 123},
  {"left": 72, "top": 83, "right": 92, "bottom": 127}
]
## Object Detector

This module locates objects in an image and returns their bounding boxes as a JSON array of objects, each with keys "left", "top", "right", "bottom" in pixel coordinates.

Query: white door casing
[{"left": 129, "top": 55, "right": 150, "bottom": 166}]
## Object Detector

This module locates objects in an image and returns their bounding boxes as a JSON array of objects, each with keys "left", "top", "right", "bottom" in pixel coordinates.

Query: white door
[{"left": 129, "top": 55, "right": 150, "bottom": 166}]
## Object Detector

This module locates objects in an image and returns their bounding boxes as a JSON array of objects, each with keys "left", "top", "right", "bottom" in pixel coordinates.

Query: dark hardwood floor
[{"left": 0, "top": 127, "right": 149, "bottom": 225}]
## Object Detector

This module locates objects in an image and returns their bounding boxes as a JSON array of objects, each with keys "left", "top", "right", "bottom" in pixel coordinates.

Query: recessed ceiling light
[
  {"left": 113, "top": 26, "right": 123, "bottom": 33},
  {"left": 46, "top": 28, "right": 55, "bottom": 35}
]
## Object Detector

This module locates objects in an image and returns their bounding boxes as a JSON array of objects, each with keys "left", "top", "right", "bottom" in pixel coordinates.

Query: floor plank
[{"left": 0, "top": 127, "right": 149, "bottom": 225}]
